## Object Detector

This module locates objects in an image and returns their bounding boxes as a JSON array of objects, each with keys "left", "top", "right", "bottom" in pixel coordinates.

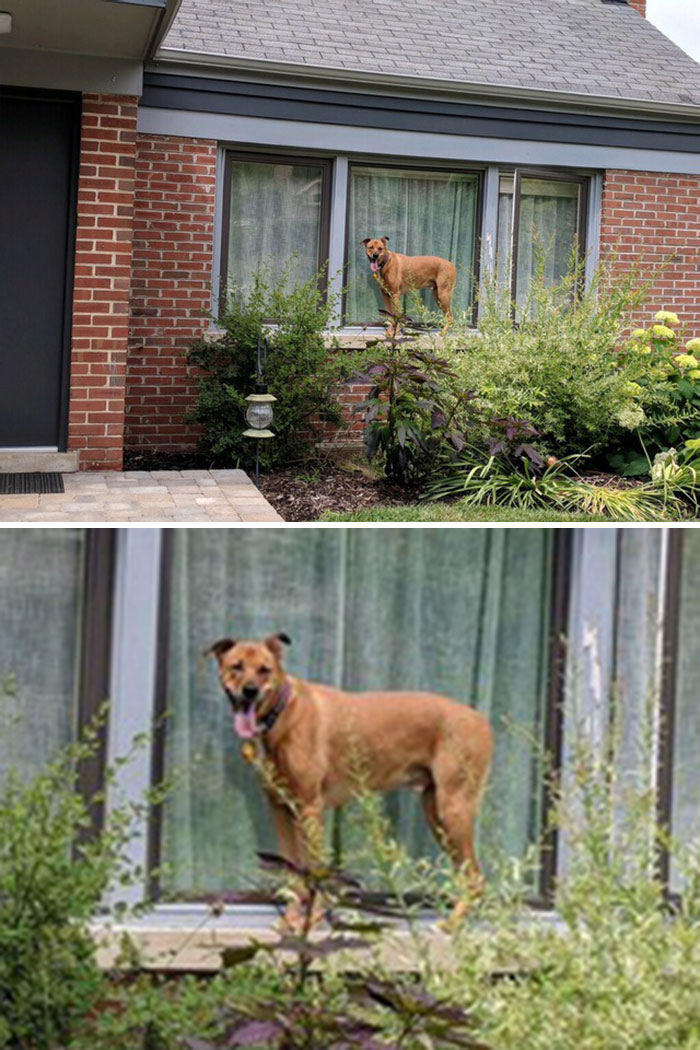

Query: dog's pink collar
[{"left": 260, "top": 678, "right": 292, "bottom": 733}]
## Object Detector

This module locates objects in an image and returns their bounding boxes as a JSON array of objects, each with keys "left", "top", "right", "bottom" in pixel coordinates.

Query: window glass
[
  {"left": 498, "top": 174, "right": 583, "bottom": 309},
  {"left": 346, "top": 166, "right": 479, "bottom": 324},
  {"left": 223, "top": 158, "right": 327, "bottom": 301},
  {"left": 670, "top": 531, "right": 700, "bottom": 891},
  {"left": 160, "top": 529, "right": 553, "bottom": 895},
  {"left": 0, "top": 529, "right": 85, "bottom": 782}
]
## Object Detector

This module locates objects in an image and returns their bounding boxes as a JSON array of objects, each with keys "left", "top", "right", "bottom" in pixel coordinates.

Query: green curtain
[
  {"left": 0, "top": 529, "right": 85, "bottom": 783},
  {"left": 346, "top": 166, "right": 478, "bottom": 324},
  {"left": 225, "top": 160, "right": 324, "bottom": 300},
  {"left": 497, "top": 177, "right": 580, "bottom": 309},
  {"left": 161, "top": 528, "right": 552, "bottom": 895},
  {"left": 671, "top": 532, "right": 700, "bottom": 891}
]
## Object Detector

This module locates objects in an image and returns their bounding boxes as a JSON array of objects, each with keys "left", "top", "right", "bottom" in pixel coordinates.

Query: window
[
  {"left": 498, "top": 170, "right": 588, "bottom": 310},
  {"left": 220, "top": 153, "right": 332, "bottom": 303},
  {"left": 154, "top": 529, "right": 560, "bottom": 898},
  {"left": 0, "top": 530, "right": 87, "bottom": 780},
  {"left": 345, "top": 164, "right": 481, "bottom": 324}
]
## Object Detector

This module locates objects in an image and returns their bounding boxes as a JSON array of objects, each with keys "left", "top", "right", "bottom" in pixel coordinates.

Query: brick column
[
  {"left": 628, "top": 0, "right": 646, "bottom": 16},
  {"left": 600, "top": 170, "right": 700, "bottom": 327},
  {"left": 125, "top": 135, "right": 217, "bottom": 454},
  {"left": 69, "top": 94, "right": 138, "bottom": 470}
]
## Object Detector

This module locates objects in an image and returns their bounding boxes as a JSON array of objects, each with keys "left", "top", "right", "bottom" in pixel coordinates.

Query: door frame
[{"left": 0, "top": 86, "right": 80, "bottom": 451}]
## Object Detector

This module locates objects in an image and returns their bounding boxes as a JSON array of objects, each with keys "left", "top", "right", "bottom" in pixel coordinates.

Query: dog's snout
[{"left": 242, "top": 683, "right": 259, "bottom": 701}]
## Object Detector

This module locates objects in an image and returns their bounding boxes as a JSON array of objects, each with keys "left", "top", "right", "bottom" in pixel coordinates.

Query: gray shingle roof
[{"left": 160, "top": 0, "right": 700, "bottom": 109}]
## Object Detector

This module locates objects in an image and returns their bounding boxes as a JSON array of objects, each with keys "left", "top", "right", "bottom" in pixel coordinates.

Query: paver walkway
[{"left": 0, "top": 470, "right": 283, "bottom": 522}]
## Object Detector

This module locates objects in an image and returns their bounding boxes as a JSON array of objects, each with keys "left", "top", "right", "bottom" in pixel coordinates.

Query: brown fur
[
  {"left": 361, "top": 236, "right": 458, "bottom": 336},
  {"left": 208, "top": 634, "right": 493, "bottom": 927}
]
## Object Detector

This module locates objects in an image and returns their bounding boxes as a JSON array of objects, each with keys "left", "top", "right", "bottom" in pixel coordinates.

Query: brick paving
[{"left": 0, "top": 470, "right": 283, "bottom": 523}]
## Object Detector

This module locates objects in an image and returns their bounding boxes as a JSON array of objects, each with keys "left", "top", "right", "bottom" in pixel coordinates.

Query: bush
[
  {"left": 0, "top": 704, "right": 148, "bottom": 1050},
  {"left": 441, "top": 261, "right": 652, "bottom": 460},
  {"left": 186, "top": 269, "right": 357, "bottom": 470},
  {"left": 78, "top": 693, "right": 700, "bottom": 1050},
  {"left": 609, "top": 313, "right": 700, "bottom": 475}
]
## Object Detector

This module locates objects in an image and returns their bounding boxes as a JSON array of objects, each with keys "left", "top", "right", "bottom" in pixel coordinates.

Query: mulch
[{"left": 257, "top": 465, "right": 407, "bottom": 521}]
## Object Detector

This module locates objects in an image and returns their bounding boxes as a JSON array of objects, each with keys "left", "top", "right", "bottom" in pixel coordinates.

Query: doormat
[{"left": 0, "top": 472, "right": 65, "bottom": 494}]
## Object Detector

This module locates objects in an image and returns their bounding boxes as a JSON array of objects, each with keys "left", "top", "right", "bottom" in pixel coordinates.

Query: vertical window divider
[
  {"left": 656, "top": 529, "right": 684, "bottom": 893},
  {"left": 102, "top": 528, "right": 164, "bottom": 912},
  {"left": 75, "top": 529, "right": 117, "bottom": 844}
]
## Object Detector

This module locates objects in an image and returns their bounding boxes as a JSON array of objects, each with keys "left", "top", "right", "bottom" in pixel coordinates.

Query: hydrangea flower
[
  {"left": 622, "top": 381, "right": 643, "bottom": 397},
  {"left": 654, "top": 310, "right": 680, "bottom": 326},
  {"left": 675, "top": 354, "right": 699, "bottom": 369},
  {"left": 631, "top": 328, "right": 649, "bottom": 340},
  {"left": 617, "top": 404, "right": 646, "bottom": 430},
  {"left": 690, "top": 370, "right": 700, "bottom": 381},
  {"left": 652, "top": 448, "right": 679, "bottom": 485},
  {"left": 651, "top": 324, "right": 676, "bottom": 340},
  {"left": 686, "top": 338, "right": 700, "bottom": 353}
]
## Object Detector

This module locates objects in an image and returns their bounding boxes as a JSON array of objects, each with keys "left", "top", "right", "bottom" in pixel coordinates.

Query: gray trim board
[
  {"left": 141, "top": 72, "right": 700, "bottom": 154},
  {"left": 137, "top": 108, "right": 700, "bottom": 177},
  {"left": 0, "top": 49, "right": 143, "bottom": 95}
]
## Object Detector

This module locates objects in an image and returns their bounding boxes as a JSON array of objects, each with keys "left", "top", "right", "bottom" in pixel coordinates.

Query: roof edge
[{"left": 154, "top": 47, "right": 700, "bottom": 122}]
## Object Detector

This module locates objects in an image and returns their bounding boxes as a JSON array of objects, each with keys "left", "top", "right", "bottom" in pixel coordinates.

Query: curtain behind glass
[
  {"left": 225, "top": 160, "right": 324, "bottom": 301},
  {"left": 514, "top": 178, "right": 579, "bottom": 310},
  {"left": 161, "top": 529, "right": 552, "bottom": 895},
  {"left": 346, "top": 167, "right": 478, "bottom": 323},
  {"left": 0, "top": 529, "right": 85, "bottom": 783},
  {"left": 671, "top": 532, "right": 700, "bottom": 891}
]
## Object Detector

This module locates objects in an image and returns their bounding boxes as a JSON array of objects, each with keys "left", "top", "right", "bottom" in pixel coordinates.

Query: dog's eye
[
  {"left": 258, "top": 666, "right": 271, "bottom": 676},
  {"left": 231, "top": 662, "right": 244, "bottom": 672}
]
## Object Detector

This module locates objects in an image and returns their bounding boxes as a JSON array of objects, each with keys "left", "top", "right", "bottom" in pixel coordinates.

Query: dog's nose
[{"left": 242, "top": 683, "right": 259, "bottom": 701}]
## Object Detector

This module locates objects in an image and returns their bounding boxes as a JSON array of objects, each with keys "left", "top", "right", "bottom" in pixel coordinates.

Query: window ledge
[
  {"left": 202, "top": 327, "right": 469, "bottom": 352},
  {"left": 91, "top": 908, "right": 563, "bottom": 972}
]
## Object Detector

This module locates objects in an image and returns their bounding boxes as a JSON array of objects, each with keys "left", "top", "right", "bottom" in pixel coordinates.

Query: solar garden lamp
[{"left": 243, "top": 335, "right": 276, "bottom": 486}]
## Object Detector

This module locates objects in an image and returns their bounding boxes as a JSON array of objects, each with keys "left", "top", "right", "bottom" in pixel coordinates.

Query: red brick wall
[
  {"left": 125, "top": 134, "right": 217, "bottom": 453},
  {"left": 628, "top": 0, "right": 646, "bottom": 15},
  {"left": 70, "top": 94, "right": 138, "bottom": 470},
  {"left": 600, "top": 170, "right": 700, "bottom": 328}
]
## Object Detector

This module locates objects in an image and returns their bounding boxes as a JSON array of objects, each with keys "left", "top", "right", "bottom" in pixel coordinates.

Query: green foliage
[
  {"left": 442, "top": 261, "right": 652, "bottom": 459},
  {"left": 423, "top": 448, "right": 681, "bottom": 521},
  {"left": 0, "top": 704, "right": 149, "bottom": 1050},
  {"left": 354, "top": 319, "right": 474, "bottom": 487},
  {"left": 610, "top": 315, "right": 700, "bottom": 472},
  {"left": 186, "top": 269, "right": 357, "bottom": 469}
]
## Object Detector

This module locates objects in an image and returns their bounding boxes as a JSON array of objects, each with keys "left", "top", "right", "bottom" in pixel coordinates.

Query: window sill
[
  {"left": 202, "top": 327, "right": 469, "bottom": 352},
  {"left": 91, "top": 907, "right": 563, "bottom": 972}
]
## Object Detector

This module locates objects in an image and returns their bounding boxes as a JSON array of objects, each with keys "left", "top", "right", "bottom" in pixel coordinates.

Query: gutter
[
  {"left": 144, "top": 0, "right": 183, "bottom": 59},
  {"left": 154, "top": 47, "right": 700, "bottom": 123}
]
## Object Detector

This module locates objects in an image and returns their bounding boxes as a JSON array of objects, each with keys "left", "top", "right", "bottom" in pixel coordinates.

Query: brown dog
[
  {"left": 361, "top": 236, "right": 458, "bottom": 336},
  {"left": 207, "top": 632, "right": 492, "bottom": 925}
]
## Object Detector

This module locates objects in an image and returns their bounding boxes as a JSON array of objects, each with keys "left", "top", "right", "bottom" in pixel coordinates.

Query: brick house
[{"left": 3, "top": 0, "right": 700, "bottom": 470}]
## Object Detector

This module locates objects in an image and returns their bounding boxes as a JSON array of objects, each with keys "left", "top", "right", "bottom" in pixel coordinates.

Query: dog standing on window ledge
[
  {"left": 206, "top": 632, "right": 492, "bottom": 930},
  {"left": 361, "top": 236, "right": 458, "bottom": 337}
]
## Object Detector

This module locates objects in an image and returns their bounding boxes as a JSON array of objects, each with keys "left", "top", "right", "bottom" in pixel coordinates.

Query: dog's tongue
[
  {"left": 370, "top": 261, "right": 378, "bottom": 273},
  {"left": 233, "top": 709, "right": 258, "bottom": 739}
]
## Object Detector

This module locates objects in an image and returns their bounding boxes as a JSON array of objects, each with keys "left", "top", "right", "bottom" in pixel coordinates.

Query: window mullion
[
  {"left": 103, "top": 527, "right": 163, "bottom": 910},
  {"left": 328, "top": 156, "right": 349, "bottom": 328}
]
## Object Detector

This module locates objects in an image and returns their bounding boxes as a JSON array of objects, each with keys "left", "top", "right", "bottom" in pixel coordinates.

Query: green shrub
[
  {"left": 186, "top": 269, "right": 357, "bottom": 469},
  {"left": 442, "top": 261, "right": 652, "bottom": 460},
  {"left": 609, "top": 314, "right": 700, "bottom": 475},
  {"left": 0, "top": 705, "right": 147, "bottom": 1050}
]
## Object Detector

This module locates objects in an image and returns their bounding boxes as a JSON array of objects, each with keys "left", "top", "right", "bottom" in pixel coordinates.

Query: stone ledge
[{"left": 0, "top": 451, "right": 79, "bottom": 473}]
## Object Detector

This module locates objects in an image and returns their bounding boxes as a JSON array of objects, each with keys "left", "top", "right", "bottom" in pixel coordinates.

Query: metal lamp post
[{"left": 243, "top": 335, "right": 276, "bottom": 486}]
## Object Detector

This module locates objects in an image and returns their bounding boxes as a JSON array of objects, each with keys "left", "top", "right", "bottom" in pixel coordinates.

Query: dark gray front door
[{"left": 0, "top": 90, "right": 79, "bottom": 448}]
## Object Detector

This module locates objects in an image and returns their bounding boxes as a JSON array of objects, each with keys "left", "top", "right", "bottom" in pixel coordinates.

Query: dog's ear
[
  {"left": 361, "top": 238, "right": 371, "bottom": 246},
  {"left": 381, "top": 236, "right": 390, "bottom": 245},
  {"left": 204, "top": 637, "right": 236, "bottom": 662},
  {"left": 264, "top": 632, "right": 291, "bottom": 661}
]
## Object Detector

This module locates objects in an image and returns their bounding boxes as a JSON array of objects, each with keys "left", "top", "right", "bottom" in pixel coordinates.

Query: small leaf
[{"left": 219, "top": 944, "right": 261, "bottom": 969}]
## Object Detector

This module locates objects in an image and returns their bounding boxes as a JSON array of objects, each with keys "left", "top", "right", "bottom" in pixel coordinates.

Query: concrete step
[{"left": 0, "top": 451, "right": 79, "bottom": 473}]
